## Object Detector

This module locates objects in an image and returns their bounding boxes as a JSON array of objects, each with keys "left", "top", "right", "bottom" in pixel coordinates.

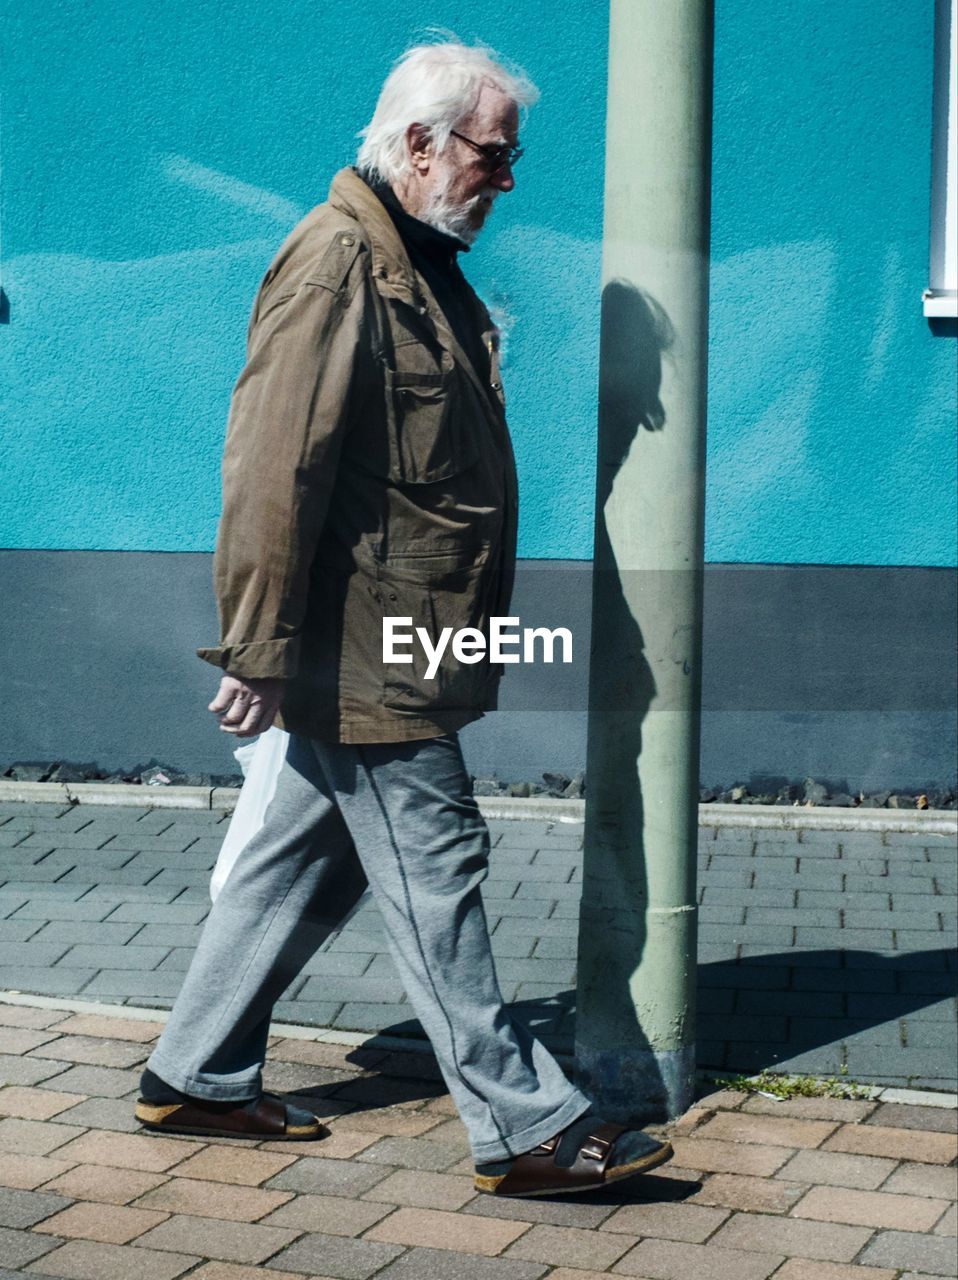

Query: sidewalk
[
  {"left": 0, "top": 1002, "right": 956, "bottom": 1279},
  {"left": 1, "top": 802, "right": 956, "bottom": 1089}
]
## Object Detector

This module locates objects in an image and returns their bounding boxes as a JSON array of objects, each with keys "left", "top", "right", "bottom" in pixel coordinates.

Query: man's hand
[{"left": 209, "top": 675, "right": 285, "bottom": 738}]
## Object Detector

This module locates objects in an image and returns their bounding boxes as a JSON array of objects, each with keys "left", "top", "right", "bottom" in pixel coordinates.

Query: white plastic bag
[{"left": 209, "top": 726, "right": 290, "bottom": 901}]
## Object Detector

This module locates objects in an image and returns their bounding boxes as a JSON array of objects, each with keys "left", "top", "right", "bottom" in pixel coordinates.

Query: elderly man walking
[{"left": 136, "top": 39, "right": 671, "bottom": 1198}]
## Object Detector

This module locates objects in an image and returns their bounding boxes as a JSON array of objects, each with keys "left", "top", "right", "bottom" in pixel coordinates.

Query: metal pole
[{"left": 575, "top": 0, "right": 713, "bottom": 1122}]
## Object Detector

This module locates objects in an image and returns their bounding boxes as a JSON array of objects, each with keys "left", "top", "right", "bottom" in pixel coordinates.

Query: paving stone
[
  {"left": 0, "top": 919, "right": 47, "bottom": 941},
  {"left": 854, "top": 995, "right": 955, "bottom": 1021},
  {"left": 935, "top": 1203, "right": 958, "bottom": 1235},
  {"left": 689, "top": 1172, "right": 804, "bottom": 1213},
  {"left": 28, "top": 921, "right": 145, "bottom": 946},
  {"left": 0, "top": 1153, "right": 76, "bottom": 1190},
  {"left": 794, "top": 927, "right": 896, "bottom": 948},
  {"left": 372, "top": 1247, "right": 547, "bottom": 1280},
  {"left": 464, "top": 1191, "right": 617, "bottom": 1229},
  {"left": 7, "top": 898, "right": 125, "bottom": 921},
  {"left": 52, "top": 1129, "right": 197, "bottom": 1172},
  {"left": 792, "top": 1184, "right": 950, "bottom": 1230},
  {"left": 104, "top": 902, "right": 210, "bottom": 924},
  {"left": 360, "top": 1168, "right": 477, "bottom": 1211},
  {"left": 0, "top": 969, "right": 99, "bottom": 997},
  {"left": 45, "top": 1065, "right": 141, "bottom": 1099},
  {"left": 28, "top": 1035, "right": 149, "bottom": 1069},
  {"left": 860, "top": 1229, "right": 958, "bottom": 1275},
  {"left": 695, "top": 1112, "right": 838, "bottom": 1150},
  {"left": 0, "top": 1117, "right": 86, "bottom": 1155},
  {"left": 0, "top": 1087, "right": 87, "bottom": 1121},
  {"left": 264, "top": 1155, "right": 392, "bottom": 1197},
  {"left": 22, "top": 1237, "right": 199, "bottom": 1279},
  {"left": 258, "top": 1190, "right": 391, "bottom": 1234},
  {"left": 41, "top": 1164, "right": 171, "bottom": 1205},
  {"left": 260, "top": 1126, "right": 378, "bottom": 1161},
  {"left": 739, "top": 1096, "right": 877, "bottom": 1123},
  {"left": 515, "top": 880, "right": 581, "bottom": 900},
  {"left": 823, "top": 1123, "right": 958, "bottom": 1164},
  {"left": 299, "top": 976, "right": 405, "bottom": 1003},
  {"left": 488, "top": 898, "right": 551, "bottom": 918},
  {"left": 161, "top": 1144, "right": 294, "bottom": 1186},
  {"left": 2, "top": 885, "right": 96, "bottom": 903},
  {"left": 262, "top": 1232, "right": 404, "bottom": 1277},
  {"left": 365, "top": 1204, "right": 531, "bottom": 1255},
  {"left": 723, "top": 1043, "right": 849, "bottom": 1078},
  {"left": 18, "top": 831, "right": 122, "bottom": 851},
  {"left": 331, "top": 1073, "right": 442, "bottom": 1109},
  {"left": 505, "top": 1221, "right": 635, "bottom": 1268},
  {"left": 33, "top": 1201, "right": 171, "bottom": 1244},
  {"left": 0, "top": 1006, "right": 67, "bottom": 1031},
  {"left": 356, "top": 1135, "right": 462, "bottom": 1172},
  {"left": 602, "top": 1200, "right": 729, "bottom": 1240},
  {"left": 56, "top": 944, "right": 172, "bottom": 970},
  {"left": 132, "top": 1213, "right": 300, "bottom": 1264},
  {"left": 789, "top": 967, "right": 896, "bottom": 992},
  {"left": 771, "top": 1263, "right": 897, "bottom": 1280},
  {"left": 0, "top": 941, "right": 73, "bottom": 969},
  {"left": 187, "top": 1266, "right": 306, "bottom": 1280},
  {"left": 0, "top": 1026, "right": 62, "bottom": 1055},
  {"left": 80, "top": 971, "right": 185, "bottom": 998},
  {"left": 698, "top": 1014, "right": 788, "bottom": 1043},
  {"left": 670, "top": 1137, "right": 792, "bottom": 1176},
  {"left": 867, "top": 1104, "right": 958, "bottom": 1133},
  {"left": 0, "top": 1185, "right": 72, "bottom": 1228},
  {"left": 337, "top": 1107, "right": 443, "bottom": 1138},
  {"left": 611, "top": 1236, "right": 783, "bottom": 1279},
  {"left": 0, "top": 1224, "right": 63, "bottom": 1269},
  {"left": 53, "top": 1096, "right": 144, "bottom": 1133},
  {"left": 883, "top": 1163, "right": 958, "bottom": 1200},
  {"left": 710, "top": 1212, "right": 874, "bottom": 1261}
]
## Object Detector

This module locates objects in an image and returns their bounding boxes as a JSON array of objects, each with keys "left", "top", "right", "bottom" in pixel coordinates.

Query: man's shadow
[{"left": 574, "top": 280, "right": 680, "bottom": 1122}]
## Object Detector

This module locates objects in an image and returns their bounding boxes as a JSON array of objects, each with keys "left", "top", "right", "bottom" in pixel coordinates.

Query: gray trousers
[{"left": 146, "top": 732, "right": 591, "bottom": 1162}]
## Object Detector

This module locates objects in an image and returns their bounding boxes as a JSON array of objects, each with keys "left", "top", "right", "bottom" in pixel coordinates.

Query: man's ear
[{"left": 407, "top": 123, "right": 432, "bottom": 173}]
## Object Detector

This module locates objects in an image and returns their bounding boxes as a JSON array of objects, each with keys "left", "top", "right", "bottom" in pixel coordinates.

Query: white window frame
[{"left": 925, "top": 0, "right": 958, "bottom": 317}]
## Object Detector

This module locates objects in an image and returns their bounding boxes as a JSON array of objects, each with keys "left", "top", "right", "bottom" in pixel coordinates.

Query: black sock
[{"left": 139, "top": 1067, "right": 257, "bottom": 1111}]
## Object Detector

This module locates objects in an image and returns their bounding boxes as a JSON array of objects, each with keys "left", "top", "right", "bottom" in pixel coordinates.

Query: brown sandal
[
  {"left": 475, "top": 1122, "right": 673, "bottom": 1197},
  {"left": 135, "top": 1092, "right": 326, "bottom": 1141}
]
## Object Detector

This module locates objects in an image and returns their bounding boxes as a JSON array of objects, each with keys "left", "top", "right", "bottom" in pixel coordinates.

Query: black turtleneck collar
[{"left": 359, "top": 170, "right": 470, "bottom": 264}]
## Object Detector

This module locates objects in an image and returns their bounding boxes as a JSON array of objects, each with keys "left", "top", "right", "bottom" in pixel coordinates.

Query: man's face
[{"left": 419, "top": 85, "right": 520, "bottom": 244}]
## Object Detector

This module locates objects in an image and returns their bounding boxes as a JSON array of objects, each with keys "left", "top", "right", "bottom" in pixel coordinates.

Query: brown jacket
[{"left": 198, "top": 167, "right": 519, "bottom": 743}]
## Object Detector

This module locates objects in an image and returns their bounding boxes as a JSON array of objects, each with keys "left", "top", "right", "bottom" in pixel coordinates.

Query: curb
[
  {"left": 1, "top": 779, "right": 955, "bottom": 834},
  {"left": 2, "top": 990, "right": 956, "bottom": 1107}
]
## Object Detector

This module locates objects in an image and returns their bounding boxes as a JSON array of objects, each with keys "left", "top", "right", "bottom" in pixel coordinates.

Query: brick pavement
[
  {"left": 0, "top": 802, "right": 956, "bottom": 1088},
  {"left": 0, "top": 1005, "right": 955, "bottom": 1279}
]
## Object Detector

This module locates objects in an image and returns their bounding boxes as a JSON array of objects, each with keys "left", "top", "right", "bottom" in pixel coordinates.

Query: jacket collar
[
  {"left": 327, "top": 166, "right": 421, "bottom": 301},
  {"left": 326, "top": 166, "right": 506, "bottom": 432}
]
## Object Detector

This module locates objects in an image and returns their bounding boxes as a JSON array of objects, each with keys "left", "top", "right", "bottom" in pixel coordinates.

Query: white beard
[{"left": 420, "top": 172, "right": 498, "bottom": 245}]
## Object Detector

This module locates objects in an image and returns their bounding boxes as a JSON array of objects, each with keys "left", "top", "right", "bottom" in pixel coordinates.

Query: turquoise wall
[{"left": 2, "top": 1, "right": 955, "bottom": 565}]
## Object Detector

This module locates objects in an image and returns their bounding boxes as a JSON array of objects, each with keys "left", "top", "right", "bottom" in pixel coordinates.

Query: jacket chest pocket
[{"left": 383, "top": 344, "right": 479, "bottom": 485}]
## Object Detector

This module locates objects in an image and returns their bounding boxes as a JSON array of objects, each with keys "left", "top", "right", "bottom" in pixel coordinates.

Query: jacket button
[
  {"left": 340, "top": 234, "right": 355, "bottom": 246},
  {"left": 491, "top": 381, "right": 502, "bottom": 390},
  {"left": 389, "top": 592, "right": 398, "bottom": 602}
]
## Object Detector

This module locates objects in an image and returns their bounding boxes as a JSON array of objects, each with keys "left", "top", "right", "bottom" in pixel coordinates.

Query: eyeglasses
[{"left": 449, "top": 129, "right": 524, "bottom": 173}]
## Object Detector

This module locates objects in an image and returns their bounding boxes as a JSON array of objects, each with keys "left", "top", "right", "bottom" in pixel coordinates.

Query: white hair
[{"left": 356, "top": 39, "right": 539, "bottom": 185}]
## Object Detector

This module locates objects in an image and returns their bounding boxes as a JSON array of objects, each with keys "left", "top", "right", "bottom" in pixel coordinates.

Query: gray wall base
[{"left": 2, "top": 551, "right": 955, "bottom": 789}]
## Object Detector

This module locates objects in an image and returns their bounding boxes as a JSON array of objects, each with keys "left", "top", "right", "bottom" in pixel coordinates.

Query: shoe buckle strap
[
  {"left": 580, "top": 1133, "right": 613, "bottom": 1162},
  {"left": 531, "top": 1136, "right": 559, "bottom": 1157}
]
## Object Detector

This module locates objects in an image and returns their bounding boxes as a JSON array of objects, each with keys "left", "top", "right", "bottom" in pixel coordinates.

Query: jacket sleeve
[{"left": 197, "top": 242, "right": 366, "bottom": 679}]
